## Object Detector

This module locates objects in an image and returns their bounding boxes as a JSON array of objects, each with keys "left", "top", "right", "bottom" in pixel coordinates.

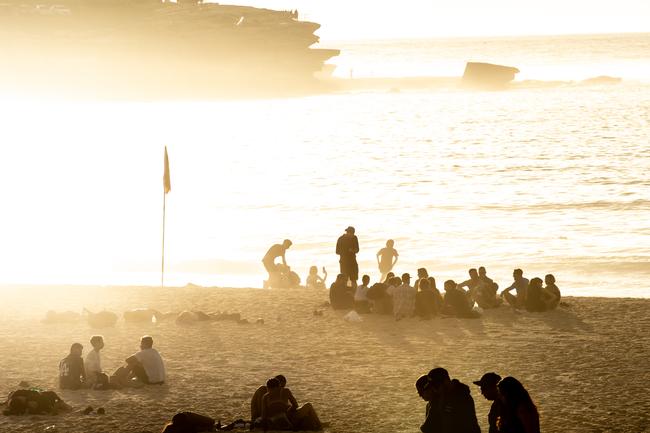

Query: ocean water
[{"left": 0, "top": 34, "right": 648, "bottom": 297}]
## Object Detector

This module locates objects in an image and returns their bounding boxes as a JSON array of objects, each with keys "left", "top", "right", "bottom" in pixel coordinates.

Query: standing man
[
  {"left": 336, "top": 226, "right": 359, "bottom": 288},
  {"left": 262, "top": 239, "right": 292, "bottom": 287},
  {"left": 473, "top": 372, "right": 502, "bottom": 433}
]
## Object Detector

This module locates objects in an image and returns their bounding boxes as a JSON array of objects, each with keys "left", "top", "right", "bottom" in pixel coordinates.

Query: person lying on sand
[
  {"left": 260, "top": 378, "right": 322, "bottom": 431},
  {"left": 59, "top": 343, "right": 86, "bottom": 390},
  {"left": 501, "top": 268, "right": 529, "bottom": 309},
  {"left": 306, "top": 266, "right": 327, "bottom": 290},
  {"left": 85, "top": 335, "right": 110, "bottom": 390},
  {"left": 112, "top": 336, "right": 165, "bottom": 387},
  {"left": 161, "top": 412, "right": 215, "bottom": 433},
  {"left": 3, "top": 389, "right": 72, "bottom": 416}
]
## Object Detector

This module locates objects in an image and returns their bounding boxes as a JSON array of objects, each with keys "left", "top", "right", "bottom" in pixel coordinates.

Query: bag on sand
[{"left": 343, "top": 310, "right": 363, "bottom": 322}]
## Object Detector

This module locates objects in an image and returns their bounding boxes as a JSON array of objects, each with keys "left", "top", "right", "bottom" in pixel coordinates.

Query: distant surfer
[
  {"left": 336, "top": 226, "right": 359, "bottom": 288},
  {"left": 262, "top": 239, "right": 293, "bottom": 288}
]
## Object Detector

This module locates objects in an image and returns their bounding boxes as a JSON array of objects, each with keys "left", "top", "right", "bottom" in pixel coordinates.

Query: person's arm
[
  {"left": 80, "top": 359, "right": 86, "bottom": 382},
  {"left": 336, "top": 237, "right": 342, "bottom": 255},
  {"left": 322, "top": 267, "right": 327, "bottom": 283},
  {"left": 353, "top": 236, "right": 359, "bottom": 254},
  {"left": 500, "top": 282, "right": 516, "bottom": 296},
  {"left": 281, "top": 252, "right": 287, "bottom": 266},
  {"left": 285, "top": 389, "right": 299, "bottom": 412},
  {"left": 392, "top": 250, "right": 399, "bottom": 267},
  {"left": 376, "top": 250, "right": 381, "bottom": 265},
  {"left": 457, "top": 279, "right": 470, "bottom": 290}
]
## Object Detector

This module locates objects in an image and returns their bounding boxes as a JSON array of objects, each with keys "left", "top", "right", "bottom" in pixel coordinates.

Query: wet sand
[{"left": 0, "top": 285, "right": 648, "bottom": 432}]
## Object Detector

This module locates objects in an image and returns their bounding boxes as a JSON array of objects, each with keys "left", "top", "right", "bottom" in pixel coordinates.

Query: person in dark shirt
[
  {"left": 544, "top": 274, "right": 561, "bottom": 310},
  {"left": 473, "top": 372, "right": 502, "bottom": 433},
  {"left": 262, "top": 240, "right": 292, "bottom": 287},
  {"left": 443, "top": 280, "right": 480, "bottom": 318},
  {"left": 427, "top": 368, "right": 481, "bottom": 433},
  {"left": 329, "top": 273, "right": 354, "bottom": 310},
  {"left": 415, "top": 278, "right": 439, "bottom": 319},
  {"left": 335, "top": 226, "right": 360, "bottom": 288},
  {"left": 59, "top": 343, "right": 86, "bottom": 390},
  {"left": 416, "top": 375, "right": 441, "bottom": 433},
  {"left": 497, "top": 377, "right": 540, "bottom": 433}
]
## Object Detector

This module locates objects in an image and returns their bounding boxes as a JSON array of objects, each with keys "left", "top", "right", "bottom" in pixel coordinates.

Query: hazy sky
[{"left": 232, "top": 0, "right": 650, "bottom": 40}]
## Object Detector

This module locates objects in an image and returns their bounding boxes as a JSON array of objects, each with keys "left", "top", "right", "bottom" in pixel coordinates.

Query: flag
[{"left": 163, "top": 146, "right": 171, "bottom": 194}]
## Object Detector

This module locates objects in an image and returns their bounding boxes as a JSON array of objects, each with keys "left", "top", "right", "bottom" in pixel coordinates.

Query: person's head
[
  {"left": 478, "top": 266, "right": 486, "bottom": 277},
  {"left": 529, "top": 277, "right": 543, "bottom": 290},
  {"left": 386, "top": 239, "right": 394, "bottom": 248},
  {"left": 513, "top": 268, "right": 523, "bottom": 280},
  {"left": 70, "top": 342, "right": 83, "bottom": 357},
  {"left": 401, "top": 273, "right": 410, "bottom": 285},
  {"left": 473, "top": 372, "right": 502, "bottom": 401},
  {"left": 419, "top": 278, "right": 430, "bottom": 291},
  {"left": 362, "top": 275, "right": 370, "bottom": 286},
  {"left": 266, "top": 377, "right": 281, "bottom": 390},
  {"left": 444, "top": 280, "right": 456, "bottom": 292},
  {"left": 497, "top": 377, "right": 536, "bottom": 411},
  {"left": 282, "top": 239, "right": 292, "bottom": 249},
  {"left": 140, "top": 335, "right": 153, "bottom": 350},
  {"left": 427, "top": 276, "right": 437, "bottom": 290},
  {"left": 90, "top": 335, "right": 104, "bottom": 351},
  {"left": 545, "top": 274, "right": 556, "bottom": 285},
  {"left": 345, "top": 226, "right": 355, "bottom": 236},
  {"left": 427, "top": 368, "right": 451, "bottom": 393},
  {"left": 417, "top": 268, "right": 429, "bottom": 279},
  {"left": 469, "top": 268, "right": 478, "bottom": 279},
  {"left": 274, "top": 374, "right": 287, "bottom": 387},
  {"left": 390, "top": 276, "right": 402, "bottom": 287},
  {"left": 386, "top": 272, "right": 395, "bottom": 281},
  {"left": 415, "top": 375, "right": 435, "bottom": 401},
  {"left": 309, "top": 266, "right": 318, "bottom": 276},
  {"left": 336, "top": 273, "right": 347, "bottom": 284}
]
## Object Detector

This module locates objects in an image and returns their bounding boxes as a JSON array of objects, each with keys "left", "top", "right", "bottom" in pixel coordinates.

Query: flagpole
[{"left": 161, "top": 186, "right": 166, "bottom": 289}]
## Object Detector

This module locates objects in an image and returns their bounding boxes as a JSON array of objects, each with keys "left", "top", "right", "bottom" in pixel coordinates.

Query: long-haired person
[{"left": 497, "top": 377, "right": 540, "bottom": 433}]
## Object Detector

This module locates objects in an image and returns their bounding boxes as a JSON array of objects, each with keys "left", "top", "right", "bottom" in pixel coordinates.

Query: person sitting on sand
[
  {"left": 392, "top": 273, "right": 416, "bottom": 320},
  {"left": 3, "top": 389, "right": 72, "bottom": 416},
  {"left": 112, "top": 336, "right": 165, "bottom": 387},
  {"left": 428, "top": 277, "right": 445, "bottom": 311},
  {"left": 414, "top": 268, "right": 429, "bottom": 291},
  {"left": 262, "top": 239, "right": 292, "bottom": 288},
  {"left": 501, "top": 269, "right": 529, "bottom": 309},
  {"left": 161, "top": 412, "right": 216, "bottom": 433},
  {"left": 415, "top": 278, "right": 439, "bottom": 319},
  {"left": 354, "top": 274, "right": 371, "bottom": 313},
  {"left": 376, "top": 239, "right": 399, "bottom": 282},
  {"left": 443, "top": 280, "right": 480, "bottom": 318},
  {"left": 366, "top": 274, "right": 394, "bottom": 314},
  {"left": 251, "top": 374, "right": 288, "bottom": 424},
  {"left": 475, "top": 266, "right": 501, "bottom": 309},
  {"left": 261, "top": 378, "right": 322, "bottom": 431},
  {"left": 473, "top": 372, "right": 503, "bottom": 433},
  {"left": 497, "top": 376, "right": 540, "bottom": 433},
  {"left": 306, "top": 266, "right": 327, "bottom": 290},
  {"left": 85, "top": 335, "right": 109, "bottom": 390},
  {"left": 59, "top": 343, "right": 86, "bottom": 390},
  {"left": 544, "top": 274, "right": 561, "bottom": 310},
  {"left": 329, "top": 273, "right": 354, "bottom": 310},
  {"left": 457, "top": 268, "right": 482, "bottom": 304},
  {"left": 415, "top": 375, "right": 440, "bottom": 433},
  {"left": 525, "top": 278, "right": 560, "bottom": 313},
  {"left": 426, "top": 368, "right": 481, "bottom": 433}
]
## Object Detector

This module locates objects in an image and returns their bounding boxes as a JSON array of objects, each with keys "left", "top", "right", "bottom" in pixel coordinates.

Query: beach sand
[{"left": 0, "top": 285, "right": 648, "bottom": 432}]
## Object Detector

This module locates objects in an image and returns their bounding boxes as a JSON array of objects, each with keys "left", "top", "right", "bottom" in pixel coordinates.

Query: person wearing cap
[
  {"left": 336, "top": 226, "right": 360, "bottom": 288},
  {"left": 426, "top": 367, "right": 481, "bottom": 433},
  {"left": 262, "top": 239, "right": 292, "bottom": 287},
  {"left": 473, "top": 372, "right": 502, "bottom": 433},
  {"left": 416, "top": 375, "right": 442, "bottom": 433}
]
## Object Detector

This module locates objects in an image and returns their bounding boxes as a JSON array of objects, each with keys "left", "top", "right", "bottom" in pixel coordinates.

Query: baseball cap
[{"left": 473, "top": 372, "right": 501, "bottom": 387}]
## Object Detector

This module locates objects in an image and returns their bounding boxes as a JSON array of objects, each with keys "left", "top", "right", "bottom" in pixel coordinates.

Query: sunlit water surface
[{"left": 0, "top": 35, "right": 649, "bottom": 297}]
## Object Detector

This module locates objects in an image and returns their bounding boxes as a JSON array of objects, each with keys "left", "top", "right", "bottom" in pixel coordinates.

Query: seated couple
[
  {"left": 250, "top": 375, "right": 322, "bottom": 431},
  {"left": 456, "top": 267, "right": 502, "bottom": 309},
  {"left": 501, "top": 270, "right": 561, "bottom": 312},
  {"left": 59, "top": 335, "right": 165, "bottom": 390}
]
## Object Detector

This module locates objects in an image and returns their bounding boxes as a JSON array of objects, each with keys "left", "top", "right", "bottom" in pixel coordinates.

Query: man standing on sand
[
  {"left": 473, "top": 372, "right": 502, "bottom": 433},
  {"left": 262, "top": 239, "right": 292, "bottom": 286},
  {"left": 336, "top": 226, "right": 360, "bottom": 288}
]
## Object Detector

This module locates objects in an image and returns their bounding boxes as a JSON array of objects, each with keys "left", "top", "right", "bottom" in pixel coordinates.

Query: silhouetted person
[
  {"left": 457, "top": 268, "right": 481, "bottom": 304},
  {"left": 473, "top": 373, "right": 503, "bottom": 433},
  {"left": 428, "top": 277, "right": 445, "bottom": 311},
  {"left": 376, "top": 239, "right": 399, "bottom": 282},
  {"left": 427, "top": 368, "right": 481, "bottom": 433},
  {"left": 262, "top": 239, "right": 292, "bottom": 288},
  {"left": 414, "top": 268, "right": 429, "bottom": 291},
  {"left": 85, "top": 335, "right": 109, "bottom": 390},
  {"left": 443, "top": 280, "right": 480, "bottom": 318},
  {"left": 261, "top": 377, "right": 321, "bottom": 431},
  {"left": 59, "top": 343, "right": 86, "bottom": 390},
  {"left": 354, "top": 274, "right": 371, "bottom": 313},
  {"left": 525, "top": 277, "right": 560, "bottom": 312},
  {"left": 251, "top": 374, "right": 287, "bottom": 425},
  {"left": 392, "top": 273, "right": 415, "bottom": 320},
  {"left": 161, "top": 412, "right": 215, "bottom": 433},
  {"left": 415, "top": 278, "right": 439, "bottom": 319},
  {"left": 416, "top": 375, "right": 441, "bottom": 433},
  {"left": 544, "top": 274, "right": 561, "bottom": 310},
  {"left": 329, "top": 273, "right": 354, "bottom": 310},
  {"left": 306, "top": 266, "right": 327, "bottom": 290},
  {"left": 497, "top": 377, "right": 540, "bottom": 433},
  {"left": 336, "top": 226, "right": 359, "bottom": 288},
  {"left": 3, "top": 389, "right": 71, "bottom": 415},
  {"left": 501, "top": 269, "right": 529, "bottom": 309},
  {"left": 366, "top": 273, "right": 394, "bottom": 314},
  {"left": 126, "top": 336, "right": 165, "bottom": 385},
  {"left": 476, "top": 267, "right": 501, "bottom": 309}
]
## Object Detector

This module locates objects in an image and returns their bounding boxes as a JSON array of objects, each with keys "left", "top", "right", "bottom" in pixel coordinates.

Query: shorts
[{"left": 339, "top": 256, "right": 359, "bottom": 281}]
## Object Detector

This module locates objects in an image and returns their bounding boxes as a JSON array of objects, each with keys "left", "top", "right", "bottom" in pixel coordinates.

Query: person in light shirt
[
  {"left": 127, "top": 335, "right": 166, "bottom": 385},
  {"left": 354, "top": 274, "right": 371, "bottom": 313},
  {"left": 85, "top": 335, "right": 109, "bottom": 389},
  {"left": 392, "top": 273, "right": 416, "bottom": 320}
]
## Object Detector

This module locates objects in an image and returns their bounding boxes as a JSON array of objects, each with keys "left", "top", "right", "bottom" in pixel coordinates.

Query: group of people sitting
[
  {"left": 160, "top": 374, "right": 321, "bottom": 432},
  {"left": 328, "top": 267, "right": 561, "bottom": 319},
  {"left": 416, "top": 367, "right": 539, "bottom": 433},
  {"left": 58, "top": 335, "right": 166, "bottom": 390}
]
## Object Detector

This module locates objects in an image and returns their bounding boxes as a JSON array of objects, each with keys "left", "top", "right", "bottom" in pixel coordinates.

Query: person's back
[
  {"left": 250, "top": 385, "right": 267, "bottom": 421},
  {"left": 59, "top": 343, "right": 85, "bottom": 390},
  {"left": 415, "top": 279, "right": 438, "bottom": 319},
  {"left": 524, "top": 278, "right": 545, "bottom": 312},
  {"left": 441, "top": 379, "right": 481, "bottom": 433},
  {"left": 443, "top": 285, "right": 476, "bottom": 318},
  {"left": 330, "top": 276, "right": 353, "bottom": 310},
  {"left": 135, "top": 347, "right": 165, "bottom": 384}
]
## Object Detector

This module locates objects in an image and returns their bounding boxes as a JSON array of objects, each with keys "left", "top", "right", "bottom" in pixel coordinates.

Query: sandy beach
[{"left": 0, "top": 285, "right": 648, "bottom": 432}]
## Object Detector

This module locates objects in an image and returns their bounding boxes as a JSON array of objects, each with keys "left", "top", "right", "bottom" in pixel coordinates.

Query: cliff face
[{"left": 0, "top": 2, "right": 340, "bottom": 98}]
